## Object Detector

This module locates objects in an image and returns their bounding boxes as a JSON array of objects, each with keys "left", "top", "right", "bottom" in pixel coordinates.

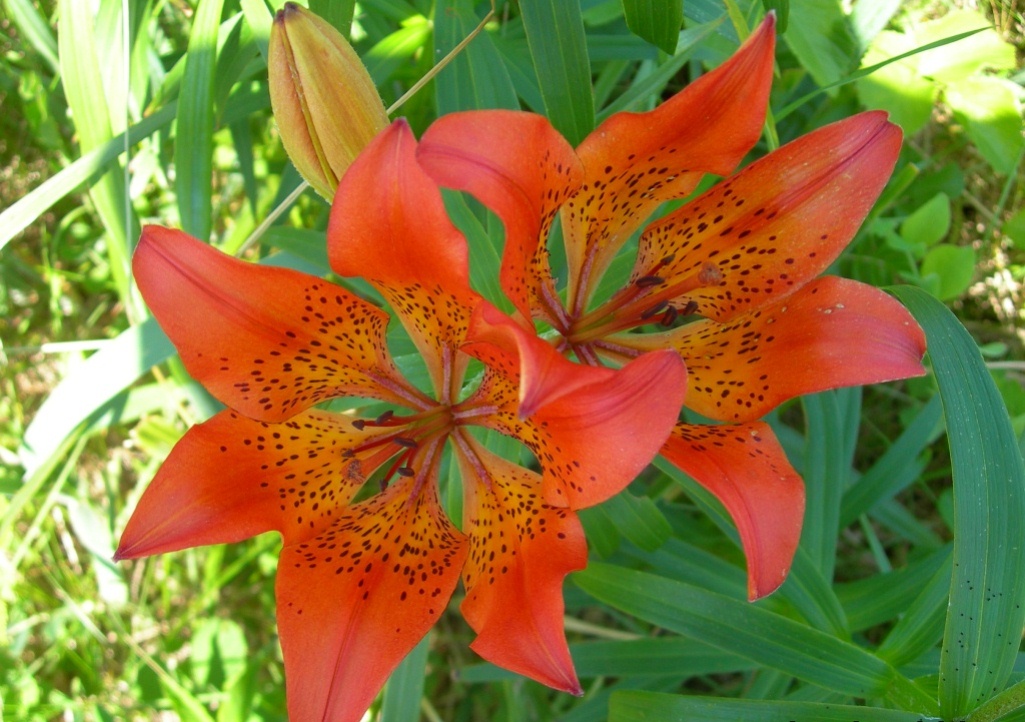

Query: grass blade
[
  {"left": 622, "top": 0, "right": 683, "bottom": 54},
  {"left": 379, "top": 634, "right": 430, "bottom": 722},
  {"left": 891, "top": 286, "right": 1025, "bottom": 718}
]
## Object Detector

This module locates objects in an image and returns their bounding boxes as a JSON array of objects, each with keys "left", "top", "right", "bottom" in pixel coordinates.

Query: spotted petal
[
  {"left": 465, "top": 305, "right": 687, "bottom": 508},
  {"left": 418, "top": 110, "right": 584, "bottom": 326},
  {"left": 276, "top": 464, "right": 467, "bottom": 722},
  {"left": 562, "top": 15, "right": 776, "bottom": 316},
  {"left": 453, "top": 434, "right": 586, "bottom": 693},
  {"left": 328, "top": 119, "right": 481, "bottom": 400},
  {"left": 133, "top": 226, "right": 424, "bottom": 422},
  {"left": 631, "top": 112, "right": 902, "bottom": 323},
  {"left": 616, "top": 276, "right": 927, "bottom": 423},
  {"left": 661, "top": 422, "right": 804, "bottom": 600},
  {"left": 115, "top": 409, "right": 400, "bottom": 559}
]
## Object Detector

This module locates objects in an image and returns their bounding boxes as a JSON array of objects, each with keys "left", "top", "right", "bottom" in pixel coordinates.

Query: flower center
[
  {"left": 342, "top": 406, "right": 455, "bottom": 491},
  {"left": 561, "top": 255, "right": 706, "bottom": 350}
]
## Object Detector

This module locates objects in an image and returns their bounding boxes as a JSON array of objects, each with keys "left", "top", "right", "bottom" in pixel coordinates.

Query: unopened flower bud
[{"left": 269, "top": 2, "right": 388, "bottom": 199}]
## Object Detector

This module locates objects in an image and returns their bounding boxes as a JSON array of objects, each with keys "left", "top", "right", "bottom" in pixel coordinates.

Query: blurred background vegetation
[{"left": 0, "top": 0, "right": 1023, "bottom": 720}]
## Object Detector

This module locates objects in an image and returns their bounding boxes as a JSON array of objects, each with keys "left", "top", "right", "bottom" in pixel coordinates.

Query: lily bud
[{"left": 268, "top": 2, "right": 388, "bottom": 199}]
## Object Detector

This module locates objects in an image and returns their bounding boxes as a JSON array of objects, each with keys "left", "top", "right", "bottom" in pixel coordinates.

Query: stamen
[
  {"left": 640, "top": 300, "right": 670, "bottom": 319},
  {"left": 351, "top": 419, "right": 366, "bottom": 430},
  {"left": 634, "top": 275, "right": 665, "bottom": 288},
  {"left": 394, "top": 437, "right": 418, "bottom": 449},
  {"left": 375, "top": 410, "right": 395, "bottom": 425},
  {"left": 660, "top": 306, "right": 679, "bottom": 326},
  {"left": 681, "top": 299, "right": 699, "bottom": 316},
  {"left": 397, "top": 467, "right": 415, "bottom": 477}
]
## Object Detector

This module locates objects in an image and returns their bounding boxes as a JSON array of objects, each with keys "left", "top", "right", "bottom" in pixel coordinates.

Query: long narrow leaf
[
  {"left": 576, "top": 563, "right": 938, "bottom": 712},
  {"left": 892, "top": 286, "right": 1025, "bottom": 718},
  {"left": 610, "top": 692, "right": 939, "bottom": 722},
  {"left": 622, "top": 0, "right": 683, "bottom": 54},
  {"left": 175, "top": 0, "right": 226, "bottom": 240},
  {"left": 519, "top": 0, "right": 594, "bottom": 145}
]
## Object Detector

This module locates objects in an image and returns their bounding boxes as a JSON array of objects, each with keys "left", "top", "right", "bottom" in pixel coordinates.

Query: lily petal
[
  {"left": 633, "top": 112, "right": 902, "bottom": 323},
  {"left": 616, "top": 277, "right": 926, "bottom": 423},
  {"left": 133, "top": 226, "right": 423, "bottom": 422},
  {"left": 453, "top": 434, "right": 586, "bottom": 694},
  {"left": 465, "top": 306, "right": 687, "bottom": 508},
  {"left": 115, "top": 409, "right": 394, "bottom": 559},
  {"left": 563, "top": 15, "right": 776, "bottom": 316},
  {"left": 276, "top": 465, "right": 467, "bottom": 722},
  {"left": 417, "top": 110, "right": 584, "bottom": 326},
  {"left": 328, "top": 119, "right": 481, "bottom": 399},
  {"left": 661, "top": 422, "right": 804, "bottom": 600}
]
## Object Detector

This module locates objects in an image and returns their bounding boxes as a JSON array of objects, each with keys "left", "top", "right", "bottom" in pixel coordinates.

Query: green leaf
[
  {"left": 801, "top": 391, "right": 851, "bottom": 580},
  {"left": 946, "top": 77, "right": 1025, "bottom": 176},
  {"left": 308, "top": 0, "right": 356, "bottom": 35},
  {"left": 4, "top": 0, "right": 60, "bottom": 73},
  {"left": 622, "top": 0, "right": 683, "bottom": 54},
  {"left": 603, "top": 491, "right": 671, "bottom": 552},
  {"left": 783, "top": 0, "right": 859, "bottom": 88},
  {"left": 0, "top": 103, "right": 177, "bottom": 253},
  {"left": 433, "top": 0, "right": 519, "bottom": 114},
  {"left": 575, "top": 563, "right": 937, "bottom": 711},
  {"left": 57, "top": 0, "right": 137, "bottom": 301},
  {"left": 610, "top": 692, "right": 939, "bottom": 721},
  {"left": 919, "top": 244, "right": 975, "bottom": 301},
  {"left": 915, "top": 10, "right": 1015, "bottom": 83},
  {"left": 175, "top": 0, "right": 226, "bottom": 240},
  {"left": 890, "top": 287, "right": 1025, "bottom": 718},
  {"left": 519, "top": 0, "right": 594, "bottom": 145},
  {"left": 19, "top": 318, "right": 177, "bottom": 476},
  {"left": 856, "top": 30, "right": 935, "bottom": 135},
  {"left": 379, "top": 634, "right": 430, "bottom": 722},
  {"left": 902, "top": 193, "right": 952, "bottom": 249},
  {"left": 840, "top": 394, "right": 942, "bottom": 526},
  {"left": 876, "top": 553, "right": 952, "bottom": 667}
]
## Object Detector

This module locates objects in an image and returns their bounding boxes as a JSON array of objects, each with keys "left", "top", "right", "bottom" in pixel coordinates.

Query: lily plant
[{"left": 117, "top": 7, "right": 927, "bottom": 722}]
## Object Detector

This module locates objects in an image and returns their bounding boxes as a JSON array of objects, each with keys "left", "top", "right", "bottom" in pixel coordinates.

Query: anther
[
  {"left": 660, "top": 307, "right": 679, "bottom": 326},
  {"left": 397, "top": 467, "right": 415, "bottom": 477},
  {"left": 681, "top": 299, "right": 699, "bottom": 316},
  {"left": 635, "top": 275, "right": 664, "bottom": 288},
  {"left": 375, "top": 410, "right": 394, "bottom": 425},
  {"left": 640, "top": 300, "right": 670, "bottom": 320},
  {"left": 351, "top": 419, "right": 367, "bottom": 430},
  {"left": 395, "top": 437, "right": 418, "bottom": 449}
]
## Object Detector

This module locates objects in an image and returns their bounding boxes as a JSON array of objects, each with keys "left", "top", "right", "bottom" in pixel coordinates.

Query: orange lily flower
[
  {"left": 416, "top": 14, "right": 927, "bottom": 600},
  {"left": 116, "top": 121, "right": 686, "bottom": 722}
]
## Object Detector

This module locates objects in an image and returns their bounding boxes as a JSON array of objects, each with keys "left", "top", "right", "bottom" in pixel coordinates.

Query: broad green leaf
[
  {"left": 856, "top": 30, "right": 935, "bottom": 135},
  {"left": 1003, "top": 207, "right": 1025, "bottom": 251},
  {"left": 919, "top": 244, "right": 976, "bottom": 301},
  {"left": 610, "top": 692, "right": 938, "bottom": 722},
  {"left": 783, "top": 0, "right": 859, "bottom": 88},
  {"left": 890, "top": 287, "right": 1025, "bottom": 718},
  {"left": 175, "top": 0, "right": 226, "bottom": 240},
  {"left": 946, "top": 77, "right": 1025, "bottom": 176},
  {"left": 379, "top": 634, "right": 430, "bottom": 722},
  {"left": 915, "top": 10, "right": 1015, "bottom": 83},
  {"left": 239, "top": 0, "right": 274, "bottom": 60},
  {"left": 622, "top": 0, "right": 683, "bottom": 54},
  {"left": 902, "top": 193, "right": 951, "bottom": 249},
  {"left": 849, "top": 0, "right": 901, "bottom": 52},
  {"left": 576, "top": 563, "right": 937, "bottom": 712},
  {"left": 19, "top": 318, "right": 177, "bottom": 476},
  {"left": 364, "top": 20, "right": 432, "bottom": 85},
  {"left": 433, "top": 0, "right": 519, "bottom": 114},
  {"left": 519, "top": 0, "right": 594, "bottom": 145}
]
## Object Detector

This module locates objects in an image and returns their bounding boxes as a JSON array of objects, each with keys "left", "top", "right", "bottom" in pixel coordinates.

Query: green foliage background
[{"left": 1, "top": 0, "right": 1024, "bottom": 720}]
